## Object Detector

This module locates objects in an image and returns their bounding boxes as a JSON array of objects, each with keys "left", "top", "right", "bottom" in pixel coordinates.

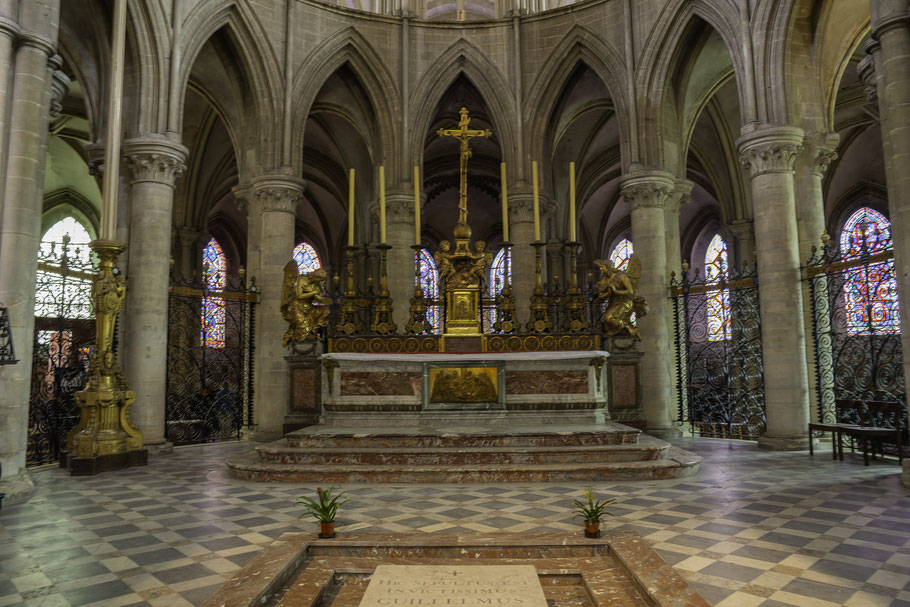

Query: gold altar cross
[{"left": 436, "top": 107, "right": 492, "bottom": 226}]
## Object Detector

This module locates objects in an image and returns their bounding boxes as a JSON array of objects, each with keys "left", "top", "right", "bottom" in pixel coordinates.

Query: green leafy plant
[
  {"left": 296, "top": 486, "right": 349, "bottom": 523},
  {"left": 572, "top": 488, "right": 616, "bottom": 523}
]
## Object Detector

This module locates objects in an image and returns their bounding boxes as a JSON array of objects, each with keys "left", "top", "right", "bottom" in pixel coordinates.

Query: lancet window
[
  {"left": 705, "top": 234, "right": 731, "bottom": 341},
  {"left": 490, "top": 247, "right": 512, "bottom": 295},
  {"left": 840, "top": 207, "right": 901, "bottom": 335},
  {"left": 608, "top": 238, "right": 633, "bottom": 271},
  {"left": 418, "top": 249, "right": 441, "bottom": 331},
  {"left": 201, "top": 238, "right": 227, "bottom": 348},
  {"left": 36, "top": 217, "right": 94, "bottom": 320},
  {"left": 293, "top": 242, "right": 322, "bottom": 274}
]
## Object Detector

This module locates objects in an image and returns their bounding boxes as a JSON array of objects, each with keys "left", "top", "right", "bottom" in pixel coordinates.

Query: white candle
[
  {"left": 501, "top": 162, "right": 509, "bottom": 242},
  {"left": 569, "top": 162, "right": 576, "bottom": 242},
  {"left": 379, "top": 165, "right": 386, "bottom": 244},
  {"left": 532, "top": 161, "right": 540, "bottom": 242},
  {"left": 414, "top": 165, "right": 421, "bottom": 246},
  {"left": 348, "top": 168, "right": 355, "bottom": 246},
  {"left": 100, "top": 0, "right": 127, "bottom": 240}
]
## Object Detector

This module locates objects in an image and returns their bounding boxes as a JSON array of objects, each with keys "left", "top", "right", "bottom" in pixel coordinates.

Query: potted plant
[
  {"left": 297, "top": 486, "right": 349, "bottom": 538},
  {"left": 572, "top": 488, "right": 615, "bottom": 538}
]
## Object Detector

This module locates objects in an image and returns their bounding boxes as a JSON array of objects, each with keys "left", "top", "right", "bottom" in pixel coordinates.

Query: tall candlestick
[
  {"left": 379, "top": 165, "right": 386, "bottom": 244},
  {"left": 414, "top": 165, "right": 421, "bottom": 246},
  {"left": 532, "top": 161, "right": 540, "bottom": 241},
  {"left": 100, "top": 0, "right": 128, "bottom": 240},
  {"left": 500, "top": 162, "right": 509, "bottom": 242},
  {"left": 348, "top": 168, "right": 355, "bottom": 246},
  {"left": 569, "top": 161, "right": 576, "bottom": 242}
]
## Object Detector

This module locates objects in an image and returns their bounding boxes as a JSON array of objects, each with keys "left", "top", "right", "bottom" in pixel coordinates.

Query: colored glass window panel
[
  {"left": 201, "top": 238, "right": 227, "bottom": 348},
  {"left": 706, "top": 234, "right": 731, "bottom": 341},
  {"left": 36, "top": 217, "right": 94, "bottom": 319},
  {"left": 488, "top": 247, "right": 512, "bottom": 330},
  {"left": 840, "top": 207, "right": 901, "bottom": 335},
  {"left": 293, "top": 242, "right": 322, "bottom": 274},
  {"left": 609, "top": 239, "right": 632, "bottom": 271},
  {"left": 418, "top": 248, "right": 441, "bottom": 332}
]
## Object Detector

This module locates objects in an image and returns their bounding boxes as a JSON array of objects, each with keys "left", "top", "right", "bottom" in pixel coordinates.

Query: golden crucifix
[{"left": 436, "top": 107, "right": 492, "bottom": 226}]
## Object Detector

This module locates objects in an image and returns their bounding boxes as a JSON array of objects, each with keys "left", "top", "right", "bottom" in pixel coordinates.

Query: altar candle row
[{"left": 346, "top": 162, "right": 577, "bottom": 248}]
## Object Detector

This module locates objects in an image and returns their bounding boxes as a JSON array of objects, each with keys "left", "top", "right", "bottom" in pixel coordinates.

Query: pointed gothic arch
[{"left": 409, "top": 39, "right": 517, "bottom": 171}]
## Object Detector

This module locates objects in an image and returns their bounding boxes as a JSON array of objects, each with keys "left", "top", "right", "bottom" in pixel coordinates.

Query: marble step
[
  {"left": 254, "top": 439, "right": 669, "bottom": 465},
  {"left": 285, "top": 424, "right": 640, "bottom": 449},
  {"left": 225, "top": 446, "right": 700, "bottom": 483}
]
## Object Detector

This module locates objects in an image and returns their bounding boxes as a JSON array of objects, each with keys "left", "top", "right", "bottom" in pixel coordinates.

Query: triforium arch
[
  {"left": 176, "top": 1, "right": 284, "bottom": 175},
  {"left": 636, "top": 0, "right": 748, "bottom": 171},
  {"left": 524, "top": 25, "right": 630, "bottom": 175},
  {"left": 409, "top": 38, "right": 517, "bottom": 175},
  {"left": 291, "top": 27, "right": 401, "bottom": 180}
]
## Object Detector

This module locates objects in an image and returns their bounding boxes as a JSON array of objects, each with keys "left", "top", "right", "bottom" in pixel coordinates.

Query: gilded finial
[
  {"left": 238, "top": 265, "right": 245, "bottom": 279},
  {"left": 820, "top": 230, "right": 830, "bottom": 246},
  {"left": 681, "top": 259, "right": 689, "bottom": 272}
]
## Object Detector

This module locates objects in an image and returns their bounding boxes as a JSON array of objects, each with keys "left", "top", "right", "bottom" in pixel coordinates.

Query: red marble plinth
[{"left": 200, "top": 532, "right": 711, "bottom": 607}]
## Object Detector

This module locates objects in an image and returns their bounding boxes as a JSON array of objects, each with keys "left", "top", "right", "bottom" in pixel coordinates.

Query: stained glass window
[
  {"left": 705, "top": 234, "right": 731, "bottom": 341},
  {"left": 35, "top": 217, "right": 94, "bottom": 319},
  {"left": 293, "top": 242, "right": 321, "bottom": 274},
  {"left": 201, "top": 238, "right": 227, "bottom": 348},
  {"left": 418, "top": 249, "right": 441, "bottom": 332},
  {"left": 840, "top": 207, "right": 901, "bottom": 335},
  {"left": 609, "top": 238, "right": 633, "bottom": 271},
  {"left": 486, "top": 247, "right": 512, "bottom": 330}
]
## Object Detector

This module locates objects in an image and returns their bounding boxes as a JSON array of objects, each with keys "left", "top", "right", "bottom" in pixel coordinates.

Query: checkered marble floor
[{"left": 1, "top": 438, "right": 908, "bottom": 607}]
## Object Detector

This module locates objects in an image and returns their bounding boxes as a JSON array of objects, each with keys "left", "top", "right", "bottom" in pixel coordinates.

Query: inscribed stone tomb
[{"left": 359, "top": 564, "right": 548, "bottom": 607}]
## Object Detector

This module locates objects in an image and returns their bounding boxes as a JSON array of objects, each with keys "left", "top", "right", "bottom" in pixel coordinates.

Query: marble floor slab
[{"left": 0, "top": 438, "right": 907, "bottom": 606}]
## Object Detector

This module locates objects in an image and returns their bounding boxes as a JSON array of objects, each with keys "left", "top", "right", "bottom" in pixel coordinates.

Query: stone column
[
  {"left": 175, "top": 227, "right": 202, "bottom": 282},
  {"left": 509, "top": 189, "right": 536, "bottom": 328},
  {"left": 869, "top": 0, "right": 910, "bottom": 401},
  {"left": 620, "top": 170, "right": 679, "bottom": 438},
  {"left": 726, "top": 220, "right": 756, "bottom": 267},
  {"left": 665, "top": 180, "right": 691, "bottom": 425},
  {"left": 0, "top": 6, "right": 61, "bottom": 500},
  {"left": 249, "top": 174, "right": 303, "bottom": 441},
  {"left": 121, "top": 135, "right": 187, "bottom": 452},
  {"left": 737, "top": 125, "right": 812, "bottom": 450},
  {"left": 384, "top": 192, "right": 416, "bottom": 330}
]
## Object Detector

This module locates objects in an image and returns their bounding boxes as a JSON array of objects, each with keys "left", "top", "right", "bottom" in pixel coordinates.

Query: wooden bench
[
  {"left": 809, "top": 399, "right": 864, "bottom": 460},
  {"left": 840, "top": 400, "right": 905, "bottom": 466}
]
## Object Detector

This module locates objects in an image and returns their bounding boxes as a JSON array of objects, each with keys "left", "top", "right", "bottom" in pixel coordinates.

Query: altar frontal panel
[{"left": 429, "top": 367, "right": 498, "bottom": 403}]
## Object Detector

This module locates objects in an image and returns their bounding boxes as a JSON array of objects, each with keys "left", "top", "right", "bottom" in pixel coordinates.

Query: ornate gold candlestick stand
[
  {"left": 66, "top": 240, "right": 146, "bottom": 475},
  {"left": 526, "top": 241, "right": 552, "bottom": 333},
  {"left": 336, "top": 245, "right": 362, "bottom": 335},
  {"left": 370, "top": 243, "right": 396, "bottom": 335},
  {"left": 406, "top": 245, "right": 432, "bottom": 334},
  {"left": 562, "top": 241, "right": 589, "bottom": 333},
  {"left": 493, "top": 242, "right": 516, "bottom": 334}
]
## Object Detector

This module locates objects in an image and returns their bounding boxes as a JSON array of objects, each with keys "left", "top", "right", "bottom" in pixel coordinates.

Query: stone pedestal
[
  {"left": 284, "top": 341, "right": 324, "bottom": 434},
  {"left": 604, "top": 336, "right": 646, "bottom": 430}
]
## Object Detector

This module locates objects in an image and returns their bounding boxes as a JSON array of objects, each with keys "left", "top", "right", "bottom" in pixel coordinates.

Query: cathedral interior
[{"left": 1, "top": 0, "right": 910, "bottom": 605}]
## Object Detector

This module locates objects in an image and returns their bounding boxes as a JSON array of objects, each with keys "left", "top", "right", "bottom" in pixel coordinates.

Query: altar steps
[{"left": 225, "top": 423, "right": 701, "bottom": 483}]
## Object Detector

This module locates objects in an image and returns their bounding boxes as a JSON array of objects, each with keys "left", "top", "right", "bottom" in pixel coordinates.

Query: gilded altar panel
[{"left": 429, "top": 367, "right": 498, "bottom": 403}]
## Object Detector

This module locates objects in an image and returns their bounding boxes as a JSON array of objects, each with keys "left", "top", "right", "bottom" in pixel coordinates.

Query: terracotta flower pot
[
  {"left": 319, "top": 521, "right": 336, "bottom": 538},
  {"left": 584, "top": 521, "right": 601, "bottom": 538}
]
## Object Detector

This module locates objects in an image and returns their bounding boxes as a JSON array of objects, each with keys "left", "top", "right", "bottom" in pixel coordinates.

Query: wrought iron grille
[
  {"left": 0, "top": 307, "right": 16, "bottom": 364},
  {"left": 28, "top": 237, "right": 96, "bottom": 466},
  {"left": 671, "top": 263, "right": 766, "bottom": 439},
  {"left": 166, "top": 273, "right": 256, "bottom": 445},
  {"left": 804, "top": 237, "right": 905, "bottom": 425}
]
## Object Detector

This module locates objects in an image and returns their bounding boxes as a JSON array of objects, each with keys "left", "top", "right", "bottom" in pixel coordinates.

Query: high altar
[{"left": 277, "top": 108, "right": 647, "bottom": 435}]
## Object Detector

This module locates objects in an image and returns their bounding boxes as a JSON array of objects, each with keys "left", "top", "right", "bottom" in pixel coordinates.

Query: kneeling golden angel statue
[
  {"left": 593, "top": 256, "right": 648, "bottom": 340},
  {"left": 281, "top": 261, "right": 331, "bottom": 345}
]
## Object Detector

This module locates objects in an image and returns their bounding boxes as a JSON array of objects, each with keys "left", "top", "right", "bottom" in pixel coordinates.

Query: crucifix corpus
[{"left": 436, "top": 107, "right": 492, "bottom": 230}]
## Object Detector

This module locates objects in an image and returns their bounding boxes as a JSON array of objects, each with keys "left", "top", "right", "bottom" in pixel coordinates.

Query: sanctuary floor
[{"left": 0, "top": 438, "right": 908, "bottom": 607}]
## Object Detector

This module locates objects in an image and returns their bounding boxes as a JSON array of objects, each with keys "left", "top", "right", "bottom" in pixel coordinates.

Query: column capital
[
  {"left": 123, "top": 135, "right": 188, "bottom": 186},
  {"left": 725, "top": 219, "right": 754, "bottom": 241},
  {"left": 802, "top": 131, "right": 840, "bottom": 176},
  {"left": 667, "top": 179, "right": 694, "bottom": 213},
  {"left": 381, "top": 193, "right": 415, "bottom": 225},
  {"left": 857, "top": 53, "right": 879, "bottom": 104},
  {"left": 231, "top": 185, "right": 252, "bottom": 210},
  {"left": 871, "top": 4, "right": 910, "bottom": 39},
  {"left": 250, "top": 174, "right": 306, "bottom": 214},
  {"left": 737, "top": 125, "right": 805, "bottom": 177},
  {"left": 508, "top": 187, "right": 535, "bottom": 224},
  {"left": 175, "top": 226, "right": 202, "bottom": 247},
  {"left": 85, "top": 141, "right": 106, "bottom": 177},
  {"left": 619, "top": 169, "right": 676, "bottom": 210},
  {"left": 49, "top": 68, "right": 70, "bottom": 119}
]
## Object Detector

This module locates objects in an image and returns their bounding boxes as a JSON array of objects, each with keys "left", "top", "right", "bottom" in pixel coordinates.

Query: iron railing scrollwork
[
  {"left": 28, "top": 237, "right": 95, "bottom": 466},
  {"left": 804, "top": 237, "right": 905, "bottom": 427},
  {"left": 166, "top": 272, "right": 257, "bottom": 445},
  {"left": 671, "top": 263, "right": 766, "bottom": 440}
]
